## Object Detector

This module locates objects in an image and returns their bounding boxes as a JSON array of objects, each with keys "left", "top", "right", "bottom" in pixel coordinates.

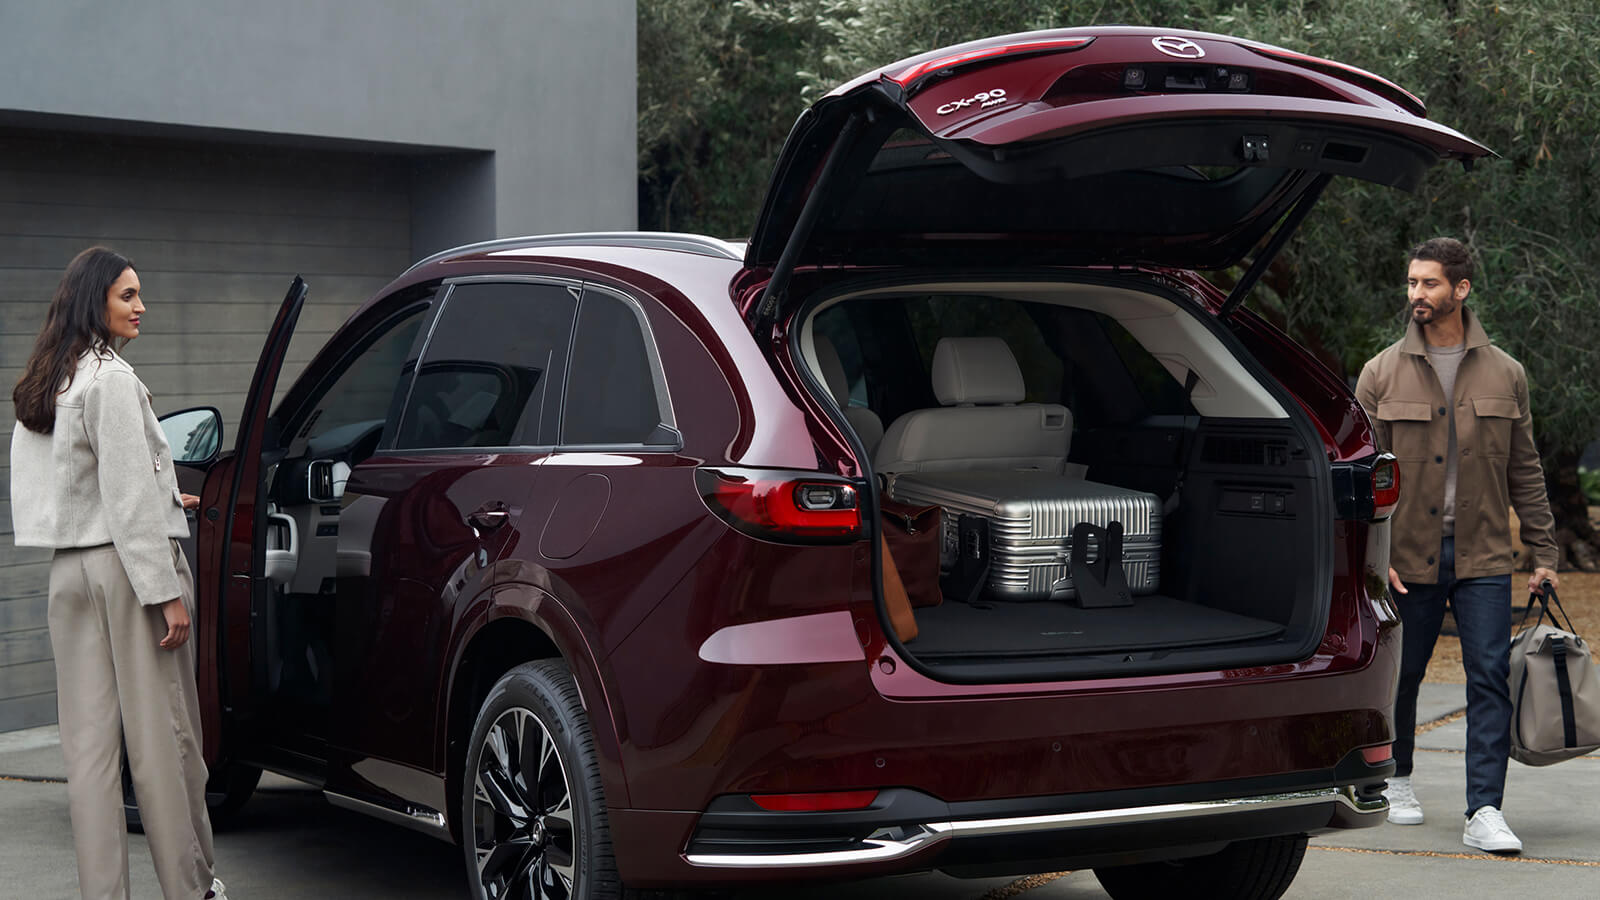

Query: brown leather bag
[
  {"left": 879, "top": 534, "right": 919, "bottom": 643},
  {"left": 880, "top": 497, "right": 943, "bottom": 608}
]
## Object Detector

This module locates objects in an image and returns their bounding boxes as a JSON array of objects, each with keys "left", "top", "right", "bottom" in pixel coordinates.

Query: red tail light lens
[
  {"left": 750, "top": 790, "right": 880, "bottom": 812},
  {"left": 1361, "top": 744, "right": 1394, "bottom": 765},
  {"left": 697, "top": 467, "right": 862, "bottom": 544},
  {"left": 886, "top": 37, "right": 1096, "bottom": 90},
  {"left": 1247, "top": 45, "right": 1425, "bottom": 115},
  {"left": 1371, "top": 456, "right": 1400, "bottom": 521}
]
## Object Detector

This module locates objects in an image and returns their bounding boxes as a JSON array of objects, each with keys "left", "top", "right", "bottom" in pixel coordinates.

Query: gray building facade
[{"left": 0, "top": 0, "right": 638, "bottom": 731}]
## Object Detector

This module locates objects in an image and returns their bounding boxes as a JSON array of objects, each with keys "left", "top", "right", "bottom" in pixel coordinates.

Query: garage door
[{"left": 0, "top": 128, "right": 415, "bottom": 731}]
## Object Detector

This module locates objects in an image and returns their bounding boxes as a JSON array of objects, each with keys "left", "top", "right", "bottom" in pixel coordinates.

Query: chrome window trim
[{"left": 684, "top": 787, "right": 1369, "bottom": 869}]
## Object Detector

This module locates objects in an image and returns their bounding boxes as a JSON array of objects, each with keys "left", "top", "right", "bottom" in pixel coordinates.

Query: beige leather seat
[
  {"left": 814, "top": 335, "right": 884, "bottom": 458},
  {"left": 876, "top": 337, "right": 1071, "bottom": 474}
]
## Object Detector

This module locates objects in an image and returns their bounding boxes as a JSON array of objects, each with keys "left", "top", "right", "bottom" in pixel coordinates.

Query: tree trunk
[{"left": 1544, "top": 447, "right": 1599, "bottom": 571}]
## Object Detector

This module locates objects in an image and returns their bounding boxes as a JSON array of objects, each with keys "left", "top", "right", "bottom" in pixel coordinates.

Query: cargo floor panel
[{"left": 909, "top": 595, "right": 1286, "bottom": 659}]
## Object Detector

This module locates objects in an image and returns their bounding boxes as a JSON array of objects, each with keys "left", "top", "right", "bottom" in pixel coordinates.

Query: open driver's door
[{"left": 194, "top": 277, "right": 307, "bottom": 766}]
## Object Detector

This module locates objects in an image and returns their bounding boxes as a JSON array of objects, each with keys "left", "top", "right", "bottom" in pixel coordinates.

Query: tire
[
  {"left": 1092, "top": 834, "right": 1309, "bottom": 900},
  {"left": 124, "top": 755, "right": 263, "bottom": 833},
  {"left": 462, "top": 660, "right": 624, "bottom": 900}
]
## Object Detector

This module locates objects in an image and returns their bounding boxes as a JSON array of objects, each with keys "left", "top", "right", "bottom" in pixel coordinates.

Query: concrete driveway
[{"left": 3, "top": 684, "right": 1597, "bottom": 899}]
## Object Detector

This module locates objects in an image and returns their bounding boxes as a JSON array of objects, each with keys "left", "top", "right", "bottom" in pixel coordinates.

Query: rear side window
[
  {"left": 394, "top": 281, "right": 577, "bottom": 449},
  {"left": 562, "top": 290, "right": 672, "bottom": 445}
]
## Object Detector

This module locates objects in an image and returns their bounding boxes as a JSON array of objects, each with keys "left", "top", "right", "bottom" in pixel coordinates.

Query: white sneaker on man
[
  {"left": 1382, "top": 775, "right": 1424, "bottom": 825},
  {"left": 1463, "top": 806, "right": 1522, "bottom": 854},
  {"left": 205, "top": 878, "right": 229, "bottom": 899}
]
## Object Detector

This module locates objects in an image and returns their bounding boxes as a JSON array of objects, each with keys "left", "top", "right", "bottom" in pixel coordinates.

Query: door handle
[{"left": 466, "top": 502, "right": 510, "bottom": 532}]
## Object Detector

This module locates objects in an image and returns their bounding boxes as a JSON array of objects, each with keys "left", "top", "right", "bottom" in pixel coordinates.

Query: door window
[
  {"left": 561, "top": 290, "right": 672, "bottom": 446},
  {"left": 394, "top": 281, "right": 577, "bottom": 450},
  {"left": 284, "top": 305, "right": 428, "bottom": 459}
]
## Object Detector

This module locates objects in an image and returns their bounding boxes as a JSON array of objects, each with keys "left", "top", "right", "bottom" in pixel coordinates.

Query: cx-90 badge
[
  {"left": 1152, "top": 36, "right": 1205, "bottom": 58},
  {"left": 936, "top": 88, "right": 1008, "bottom": 115}
]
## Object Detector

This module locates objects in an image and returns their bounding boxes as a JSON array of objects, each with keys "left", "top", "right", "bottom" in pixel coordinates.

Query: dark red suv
[{"left": 159, "top": 26, "right": 1491, "bottom": 900}]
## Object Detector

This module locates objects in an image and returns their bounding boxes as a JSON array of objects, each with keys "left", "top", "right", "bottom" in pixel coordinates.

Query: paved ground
[{"left": 3, "top": 683, "right": 1597, "bottom": 899}]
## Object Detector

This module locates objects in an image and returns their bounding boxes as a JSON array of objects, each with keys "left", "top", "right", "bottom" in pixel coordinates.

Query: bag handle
[{"left": 1523, "top": 580, "right": 1577, "bottom": 635}]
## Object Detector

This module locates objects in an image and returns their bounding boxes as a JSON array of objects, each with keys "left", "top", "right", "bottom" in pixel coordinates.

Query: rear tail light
[
  {"left": 1246, "top": 45, "right": 1425, "bottom": 115},
  {"left": 1331, "top": 452, "right": 1399, "bottom": 522},
  {"left": 1370, "top": 455, "right": 1400, "bottom": 521},
  {"left": 696, "top": 467, "right": 862, "bottom": 544},
  {"left": 886, "top": 36, "right": 1096, "bottom": 91},
  {"left": 1361, "top": 744, "right": 1394, "bottom": 765},
  {"left": 750, "top": 790, "right": 880, "bottom": 812}
]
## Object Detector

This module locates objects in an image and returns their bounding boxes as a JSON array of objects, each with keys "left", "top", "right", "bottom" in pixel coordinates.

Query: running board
[{"left": 325, "top": 790, "right": 451, "bottom": 842}]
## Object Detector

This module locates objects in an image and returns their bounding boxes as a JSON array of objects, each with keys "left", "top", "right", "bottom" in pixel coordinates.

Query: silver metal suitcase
[{"left": 888, "top": 471, "right": 1162, "bottom": 601}]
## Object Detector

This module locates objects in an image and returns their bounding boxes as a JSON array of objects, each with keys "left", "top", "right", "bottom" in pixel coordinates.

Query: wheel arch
[{"left": 443, "top": 584, "right": 631, "bottom": 841}]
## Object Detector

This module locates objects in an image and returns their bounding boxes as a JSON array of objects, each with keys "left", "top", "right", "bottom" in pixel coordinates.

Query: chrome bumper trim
[
  {"left": 685, "top": 826, "right": 941, "bottom": 868},
  {"left": 686, "top": 787, "right": 1355, "bottom": 868}
]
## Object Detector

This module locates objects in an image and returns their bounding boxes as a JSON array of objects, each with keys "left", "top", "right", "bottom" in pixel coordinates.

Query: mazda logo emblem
[{"left": 1152, "top": 36, "right": 1205, "bottom": 59}]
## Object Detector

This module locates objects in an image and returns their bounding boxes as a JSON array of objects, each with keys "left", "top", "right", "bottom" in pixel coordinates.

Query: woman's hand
[
  {"left": 180, "top": 493, "right": 201, "bottom": 510},
  {"left": 160, "top": 597, "right": 190, "bottom": 649}
]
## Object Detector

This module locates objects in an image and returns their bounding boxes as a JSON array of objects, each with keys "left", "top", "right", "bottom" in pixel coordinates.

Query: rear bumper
[{"left": 610, "top": 750, "right": 1391, "bottom": 886}]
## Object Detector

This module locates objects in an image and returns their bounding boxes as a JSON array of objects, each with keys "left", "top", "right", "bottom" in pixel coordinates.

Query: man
[{"left": 1356, "top": 237, "right": 1560, "bottom": 854}]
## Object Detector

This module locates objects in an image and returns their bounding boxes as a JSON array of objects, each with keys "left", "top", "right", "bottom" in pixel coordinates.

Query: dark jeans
[{"left": 1392, "top": 535, "right": 1513, "bottom": 818}]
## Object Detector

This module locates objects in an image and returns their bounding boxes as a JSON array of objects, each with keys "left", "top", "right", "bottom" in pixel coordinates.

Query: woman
[{"left": 10, "top": 247, "right": 227, "bottom": 900}]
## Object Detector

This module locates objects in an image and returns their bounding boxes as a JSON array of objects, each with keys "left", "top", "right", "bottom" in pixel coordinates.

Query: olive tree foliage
[
  {"left": 637, "top": 0, "right": 1600, "bottom": 563},
  {"left": 637, "top": 0, "right": 830, "bottom": 236}
]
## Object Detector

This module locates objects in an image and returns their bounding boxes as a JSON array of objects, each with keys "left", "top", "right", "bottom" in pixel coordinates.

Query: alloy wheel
[{"left": 472, "top": 706, "right": 578, "bottom": 900}]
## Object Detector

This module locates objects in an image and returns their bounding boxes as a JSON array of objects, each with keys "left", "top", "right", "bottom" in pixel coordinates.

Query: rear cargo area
[{"left": 803, "top": 279, "right": 1331, "bottom": 678}]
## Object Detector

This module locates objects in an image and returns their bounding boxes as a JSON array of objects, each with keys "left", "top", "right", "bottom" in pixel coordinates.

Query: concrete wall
[{"left": 0, "top": 0, "right": 638, "bottom": 253}]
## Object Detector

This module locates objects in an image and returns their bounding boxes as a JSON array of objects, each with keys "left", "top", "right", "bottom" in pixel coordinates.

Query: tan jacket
[
  {"left": 10, "top": 348, "right": 190, "bottom": 605},
  {"left": 1355, "top": 307, "right": 1558, "bottom": 582}
]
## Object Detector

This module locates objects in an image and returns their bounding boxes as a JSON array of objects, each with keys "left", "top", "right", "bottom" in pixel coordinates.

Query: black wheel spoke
[
  {"left": 513, "top": 844, "right": 542, "bottom": 900},
  {"left": 477, "top": 757, "right": 526, "bottom": 820},
  {"left": 544, "top": 845, "right": 575, "bottom": 898},
  {"left": 519, "top": 710, "right": 546, "bottom": 808},
  {"left": 476, "top": 836, "right": 532, "bottom": 890}
]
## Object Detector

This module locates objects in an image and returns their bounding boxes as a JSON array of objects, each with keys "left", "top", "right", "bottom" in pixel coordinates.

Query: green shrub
[{"left": 1581, "top": 468, "right": 1600, "bottom": 506}]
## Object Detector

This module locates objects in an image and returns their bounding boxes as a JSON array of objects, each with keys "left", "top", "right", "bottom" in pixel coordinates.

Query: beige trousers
[{"left": 48, "top": 540, "right": 215, "bottom": 900}]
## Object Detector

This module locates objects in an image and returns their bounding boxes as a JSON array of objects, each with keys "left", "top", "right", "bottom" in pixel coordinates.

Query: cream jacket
[{"left": 10, "top": 348, "right": 190, "bottom": 605}]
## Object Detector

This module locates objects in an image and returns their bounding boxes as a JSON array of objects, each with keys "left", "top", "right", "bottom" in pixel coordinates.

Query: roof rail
[{"left": 404, "top": 231, "right": 743, "bottom": 274}]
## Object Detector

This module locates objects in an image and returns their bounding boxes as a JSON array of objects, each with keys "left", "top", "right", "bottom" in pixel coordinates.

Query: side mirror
[{"left": 158, "top": 407, "right": 224, "bottom": 465}]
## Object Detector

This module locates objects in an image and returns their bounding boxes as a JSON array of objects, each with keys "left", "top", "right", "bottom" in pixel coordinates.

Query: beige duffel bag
[{"left": 1510, "top": 585, "right": 1600, "bottom": 766}]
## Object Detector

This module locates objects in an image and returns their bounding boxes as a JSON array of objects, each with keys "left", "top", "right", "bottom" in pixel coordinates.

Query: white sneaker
[
  {"left": 1463, "top": 806, "right": 1522, "bottom": 854},
  {"left": 205, "top": 878, "right": 229, "bottom": 900},
  {"left": 1383, "top": 776, "right": 1424, "bottom": 825}
]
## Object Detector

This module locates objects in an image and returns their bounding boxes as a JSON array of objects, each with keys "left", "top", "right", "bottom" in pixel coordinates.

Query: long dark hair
[{"left": 12, "top": 247, "right": 135, "bottom": 433}]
